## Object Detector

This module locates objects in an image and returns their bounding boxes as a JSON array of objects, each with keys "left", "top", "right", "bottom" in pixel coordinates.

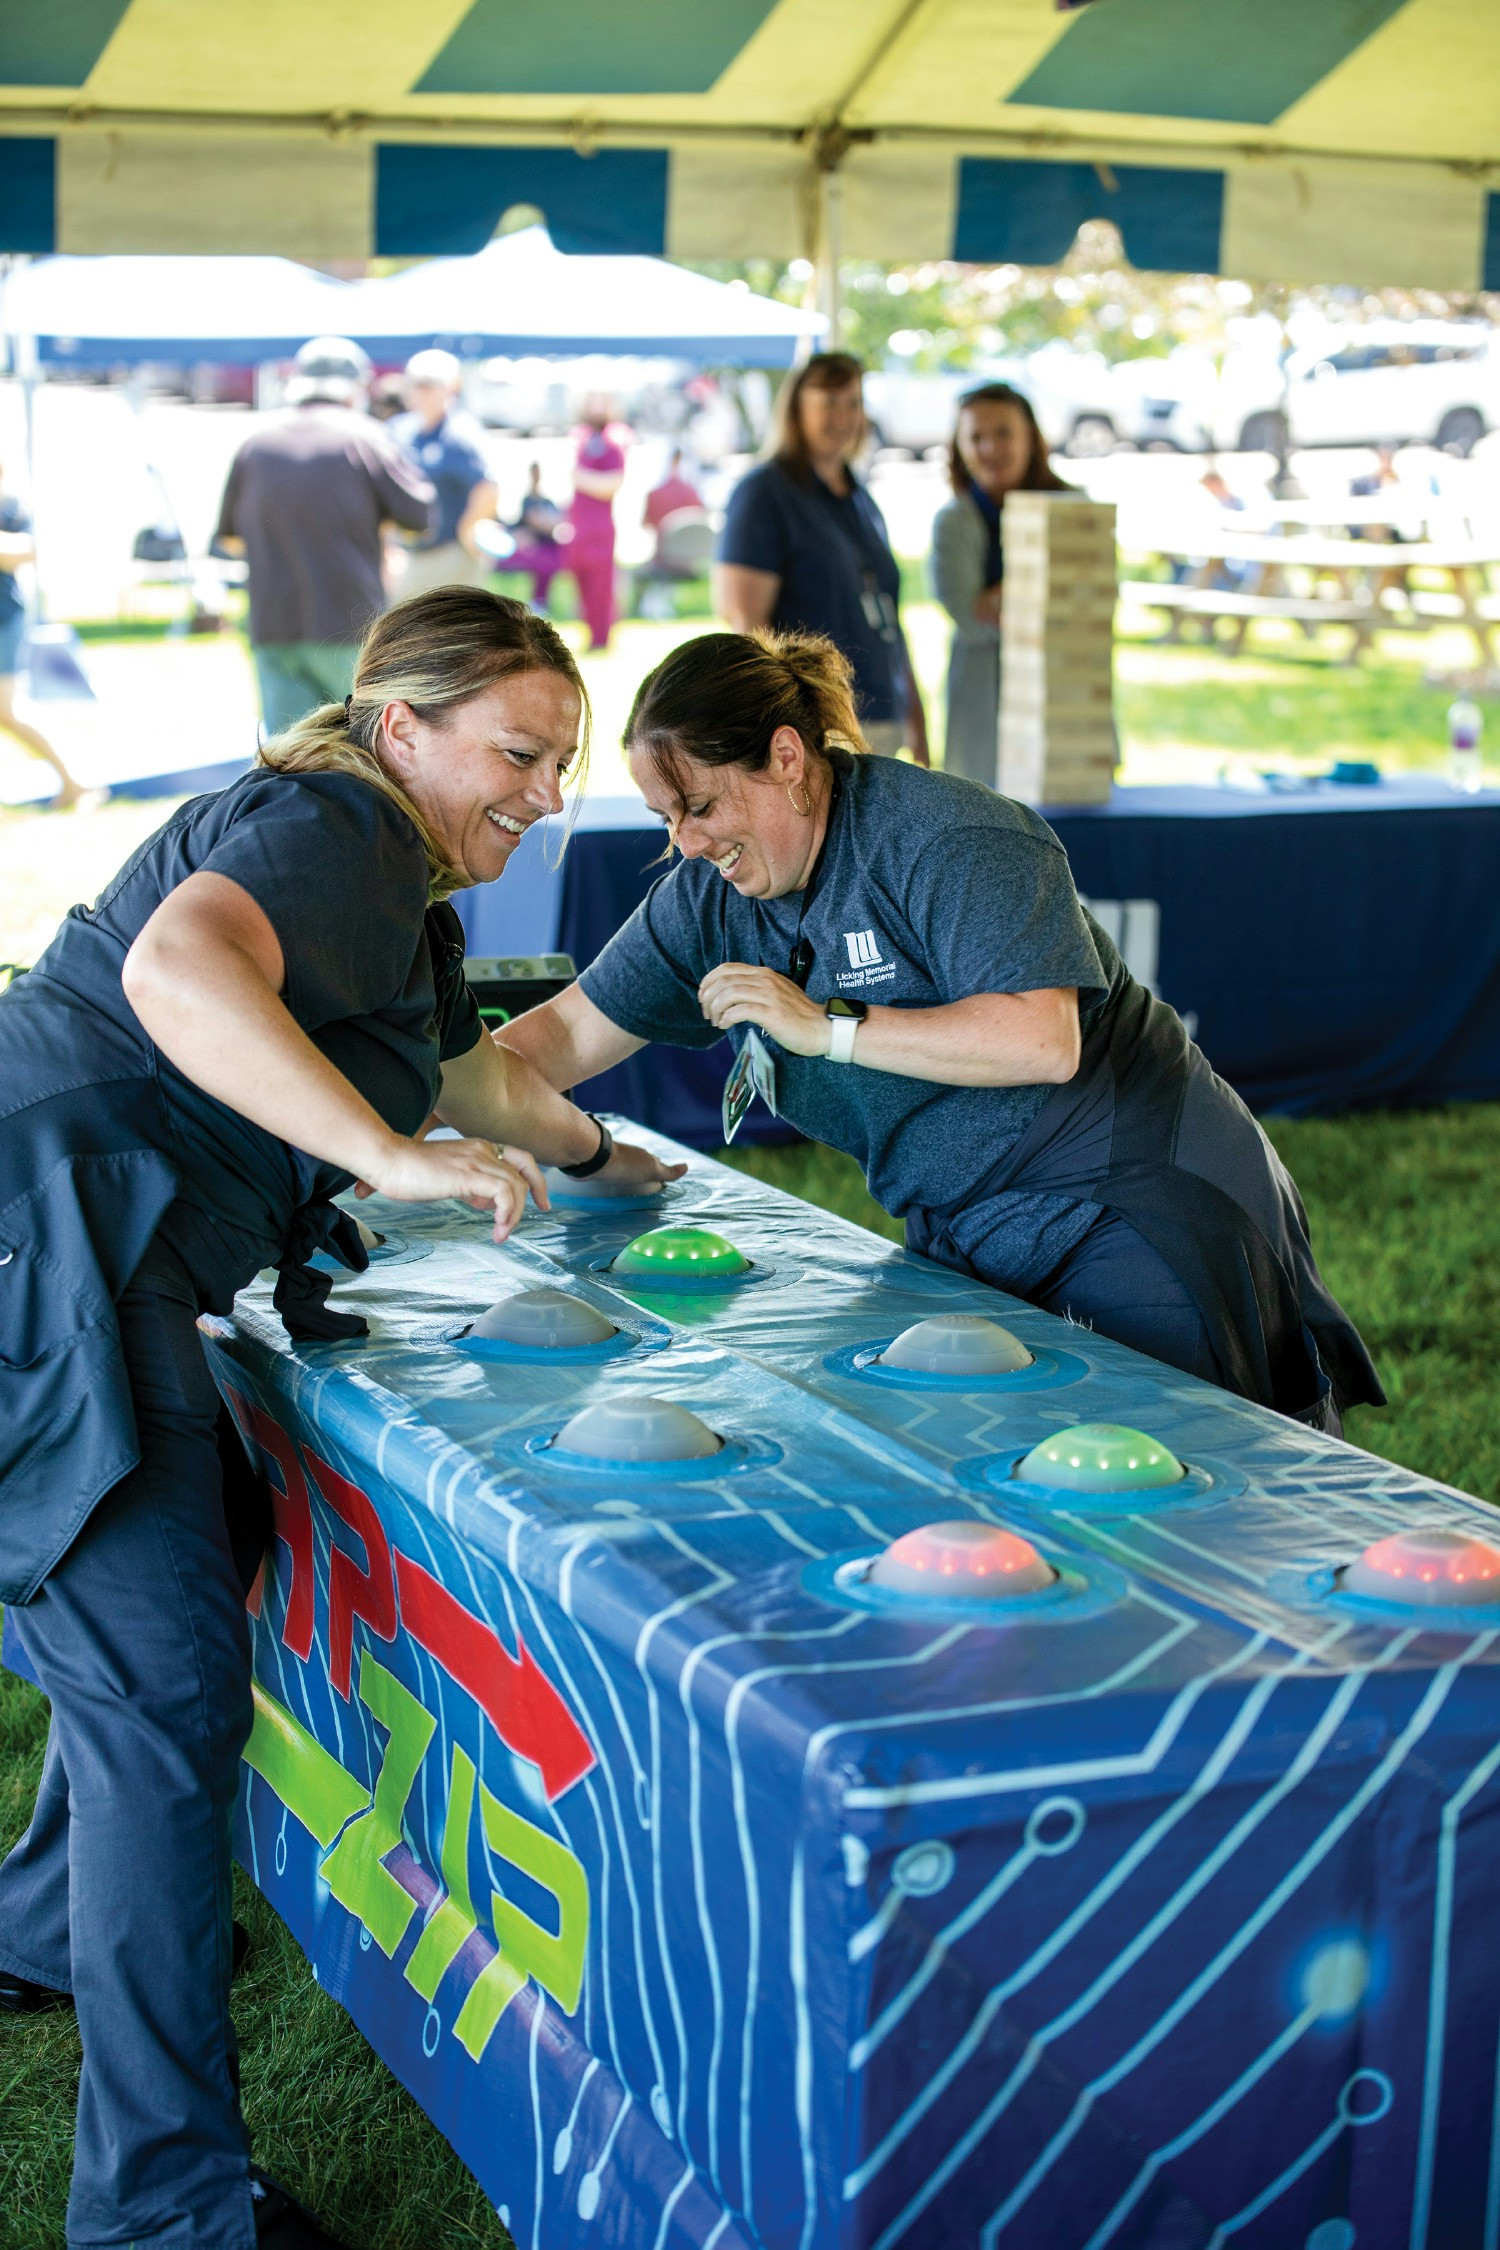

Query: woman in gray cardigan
[{"left": 930, "top": 383, "right": 1067, "bottom": 785}]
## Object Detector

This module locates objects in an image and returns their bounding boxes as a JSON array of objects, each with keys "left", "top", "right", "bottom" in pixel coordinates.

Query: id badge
[
  {"left": 721, "top": 1029, "right": 779, "bottom": 1144},
  {"left": 746, "top": 1028, "right": 779, "bottom": 1116},
  {"left": 721, "top": 1038, "right": 756, "bottom": 1145}
]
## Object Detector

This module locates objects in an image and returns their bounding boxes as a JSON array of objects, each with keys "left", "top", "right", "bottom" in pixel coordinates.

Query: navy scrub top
[
  {"left": 717, "top": 460, "right": 907, "bottom": 725},
  {"left": 0, "top": 768, "right": 481, "bottom": 1602}
]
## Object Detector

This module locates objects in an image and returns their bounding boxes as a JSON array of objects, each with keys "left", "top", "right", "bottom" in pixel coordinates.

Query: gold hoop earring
[{"left": 787, "top": 780, "right": 813, "bottom": 818}]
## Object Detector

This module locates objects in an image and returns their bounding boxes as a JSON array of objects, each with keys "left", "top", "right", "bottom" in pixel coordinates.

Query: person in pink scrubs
[{"left": 567, "top": 394, "right": 626, "bottom": 650}]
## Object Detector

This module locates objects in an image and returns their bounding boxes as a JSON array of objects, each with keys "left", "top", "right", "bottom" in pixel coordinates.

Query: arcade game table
[
  {"left": 202, "top": 1131, "right": 1500, "bottom": 2246},
  {"left": 11, "top": 1127, "right": 1499, "bottom": 2248}
]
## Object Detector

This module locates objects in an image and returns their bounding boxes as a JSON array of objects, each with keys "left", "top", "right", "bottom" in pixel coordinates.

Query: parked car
[
  {"left": 1216, "top": 319, "right": 1500, "bottom": 456},
  {"left": 462, "top": 353, "right": 693, "bottom": 435},
  {"left": 1108, "top": 350, "right": 1219, "bottom": 452},
  {"left": 860, "top": 368, "right": 975, "bottom": 455},
  {"left": 863, "top": 354, "right": 1124, "bottom": 460}
]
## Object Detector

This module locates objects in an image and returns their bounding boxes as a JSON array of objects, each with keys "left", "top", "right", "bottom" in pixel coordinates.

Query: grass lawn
[
  {"left": 4, "top": 1103, "right": 1499, "bottom": 2245},
  {"left": 2, "top": 612, "right": 1497, "bottom": 2241}
]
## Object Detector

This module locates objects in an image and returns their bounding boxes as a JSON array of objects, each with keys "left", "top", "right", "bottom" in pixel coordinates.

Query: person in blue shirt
[
  {"left": 500, "top": 628, "right": 1381, "bottom": 1433},
  {"left": 0, "top": 458, "right": 83, "bottom": 807},
  {"left": 930, "top": 384, "right": 1067, "bottom": 786},
  {"left": 391, "top": 349, "right": 498, "bottom": 599},
  {"left": 714, "top": 352, "right": 928, "bottom": 764},
  {"left": 0, "top": 589, "right": 676, "bottom": 2249}
]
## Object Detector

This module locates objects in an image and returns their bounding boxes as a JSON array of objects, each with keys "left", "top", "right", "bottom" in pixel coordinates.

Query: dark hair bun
[{"left": 625, "top": 629, "right": 866, "bottom": 795}]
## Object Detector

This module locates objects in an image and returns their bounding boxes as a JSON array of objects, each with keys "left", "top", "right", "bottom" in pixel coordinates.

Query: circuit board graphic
[{"left": 192, "top": 1128, "right": 1500, "bottom": 2250}]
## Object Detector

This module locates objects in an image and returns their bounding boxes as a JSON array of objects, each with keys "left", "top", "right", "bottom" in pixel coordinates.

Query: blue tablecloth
[
  {"left": 452, "top": 777, "right": 1500, "bottom": 1141},
  {"left": 12, "top": 1133, "right": 1499, "bottom": 2247}
]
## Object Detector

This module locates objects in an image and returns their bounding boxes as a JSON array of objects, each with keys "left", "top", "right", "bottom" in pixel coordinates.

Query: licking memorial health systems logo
[{"left": 838, "top": 927, "right": 896, "bottom": 989}]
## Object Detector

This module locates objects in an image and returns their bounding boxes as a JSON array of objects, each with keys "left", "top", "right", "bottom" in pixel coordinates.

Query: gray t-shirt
[{"left": 580, "top": 755, "right": 1124, "bottom": 1289}]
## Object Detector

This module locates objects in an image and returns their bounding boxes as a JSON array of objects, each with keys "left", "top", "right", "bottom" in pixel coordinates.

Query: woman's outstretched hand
[
  {"left": 361, "top": 1136, "right": 549, "bottom": 1242},
  {"left": 598, "top": 1138, "right": 688, "bottom": 1190}
]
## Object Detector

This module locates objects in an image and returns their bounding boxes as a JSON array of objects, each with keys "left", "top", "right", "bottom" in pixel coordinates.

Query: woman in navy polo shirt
[
  {"left": 502, "top": 628, "right": 1382, "bottom": 1431},
  {"left": 715, "top": 351, "right": 929, "bottom": 764}
]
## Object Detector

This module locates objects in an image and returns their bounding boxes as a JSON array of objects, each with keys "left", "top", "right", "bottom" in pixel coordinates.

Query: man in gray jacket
[{"left": 216, "top": 337, "right": 433, "bottom": 735}]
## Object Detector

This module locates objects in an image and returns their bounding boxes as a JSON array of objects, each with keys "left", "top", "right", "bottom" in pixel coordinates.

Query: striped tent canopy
[{"left": 1, "top": 0, "right": 1497, "bottom": 287}]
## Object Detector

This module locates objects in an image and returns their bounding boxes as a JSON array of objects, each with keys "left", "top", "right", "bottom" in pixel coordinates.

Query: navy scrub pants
[
  {"left": 0, "top": 1231, "right": 259, "bottom": 2248},
  {"left": 1027, "top": 1209, "right": 1343, "bottom": 1435},
  {"left": 1030, "top": 1207, "right": 1223, "bottom": 1386}
]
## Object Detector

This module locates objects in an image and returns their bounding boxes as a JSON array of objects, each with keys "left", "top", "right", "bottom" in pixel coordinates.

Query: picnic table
[{"left": 1121, "top": 532, "right": 1500, "bottom": 662}]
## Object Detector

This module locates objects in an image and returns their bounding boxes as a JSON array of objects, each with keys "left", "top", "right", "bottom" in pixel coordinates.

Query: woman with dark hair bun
[
  {"left": 932, "top": 383, "right": 1067, "bottom": 785},
  {"left": 502, "top": 626, "right": 1382, "bottom": 1437}
]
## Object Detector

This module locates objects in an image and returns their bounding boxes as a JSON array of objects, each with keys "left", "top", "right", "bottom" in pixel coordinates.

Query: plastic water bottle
[{"left": 1448, "top": 698, "right": 1483, "bottom": 793}]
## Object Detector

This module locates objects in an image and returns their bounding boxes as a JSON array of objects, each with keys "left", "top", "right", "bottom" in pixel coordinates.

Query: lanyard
[
  {"left": 784, "top": 759, "right": 845, "bottom": 989},
  {"left": 813, "top": 476, "right": 901, "bottom": 645}
]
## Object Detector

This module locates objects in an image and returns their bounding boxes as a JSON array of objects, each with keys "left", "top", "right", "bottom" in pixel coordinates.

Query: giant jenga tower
[{"left": 997, "top": 491, "right": 1118, "bottom": 806}]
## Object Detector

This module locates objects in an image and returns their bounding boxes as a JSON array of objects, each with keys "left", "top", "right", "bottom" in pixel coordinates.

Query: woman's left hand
[{"left": 698, "top": 963, "right": 831, "bottom": 1057}]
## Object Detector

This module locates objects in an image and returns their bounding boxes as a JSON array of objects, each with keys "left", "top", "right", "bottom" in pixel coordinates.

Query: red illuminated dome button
[
  {"left": 869, "top": 1520, "right": 1056, "bottom": 1598},
  {"left": 1341, "top": 1525, "right": 1500, "bottom": 1605},
  {"left": 1017, "top": 1423, "right": 1185, "bottom": 1493}
]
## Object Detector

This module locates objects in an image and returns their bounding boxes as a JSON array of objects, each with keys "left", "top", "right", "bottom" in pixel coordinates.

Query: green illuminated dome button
[
  {"left": 1017, "top": 1422, "right": 1186, "bottom": 1493},
  {"left": 614, "top": 1226, "right": 749, "bottom": 1277}
]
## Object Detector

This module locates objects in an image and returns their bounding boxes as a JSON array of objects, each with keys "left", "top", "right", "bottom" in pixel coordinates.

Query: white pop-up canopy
[
  {"left": 5, "top": 230, "right": 821, "bottom": 369},
  {"left": 336, "top": 227, "right": 822, "bottom": 367},
  {"left": 0, "top": 0, "right": 1496, "bottom": 288},
  {"left": 7, "top": 255, "right": 352, "bottom": 367}
]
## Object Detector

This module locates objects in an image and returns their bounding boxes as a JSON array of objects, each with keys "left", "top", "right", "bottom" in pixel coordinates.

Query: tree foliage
[{"left": 687, "top": 222, "right": 1500, "bottom": 375}]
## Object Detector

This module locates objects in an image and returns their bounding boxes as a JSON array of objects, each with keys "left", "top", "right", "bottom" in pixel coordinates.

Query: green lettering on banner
[
  {"left": 452, "top": 1934, "right": 526, "bottom": 2060},
  {"left": 404, "top": 1744, "right": 480, "bottom": 2003},
  {"left": 245, "top": 1681, "right": 370, "bottom": 1848},
  {"left": 321, "top": 1653, "right": 436, "bottom": 1957},
  {"left": 453, "top": 1778, "right": 590, "bottom": 2059}
]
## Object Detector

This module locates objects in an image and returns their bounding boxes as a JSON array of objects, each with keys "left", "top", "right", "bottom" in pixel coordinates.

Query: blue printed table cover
[{"left": 189, "top": 1131, "right": 1500, "bottom": 2250}]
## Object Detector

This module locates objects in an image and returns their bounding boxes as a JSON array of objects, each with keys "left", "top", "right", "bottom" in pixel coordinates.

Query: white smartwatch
[{"left": 824, "top": 996, "right": 867, "bottom": 1064}]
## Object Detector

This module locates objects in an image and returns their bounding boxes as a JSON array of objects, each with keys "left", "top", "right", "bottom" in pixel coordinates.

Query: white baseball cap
[{"left": 287, "top": 336, "right": 372, "bottom": 406}]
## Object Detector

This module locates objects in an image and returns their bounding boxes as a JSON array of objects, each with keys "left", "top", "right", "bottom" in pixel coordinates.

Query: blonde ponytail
[{"left": 256, "top": 588, "right": 590, "bottom": 897}]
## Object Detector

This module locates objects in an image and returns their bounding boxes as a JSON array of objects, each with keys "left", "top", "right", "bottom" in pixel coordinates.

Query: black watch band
[{"left": 559, "top": 1113, "right": 614, "bottom": 1179}]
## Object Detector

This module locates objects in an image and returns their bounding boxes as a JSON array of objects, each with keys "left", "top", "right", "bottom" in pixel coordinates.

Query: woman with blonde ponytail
[
  {"left": 0, "top": 586, "right": 679, "bottom": 2250},
  {"left": 504, "top": 625, "right": 1381, "bottom": 1435}
]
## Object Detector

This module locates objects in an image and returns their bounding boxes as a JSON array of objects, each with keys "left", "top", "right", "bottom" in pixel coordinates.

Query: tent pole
[{"left": 815, "top": 165, "right": 843, "bottom": 339}]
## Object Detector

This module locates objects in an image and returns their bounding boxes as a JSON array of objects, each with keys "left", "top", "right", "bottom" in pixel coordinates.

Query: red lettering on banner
[
  {"left": 243, "top": 1403, "right": 316, "bottom": 1660},
  {"left": 394, "top": 1553, "right": 595, "bottom": 1801},
  {"left": 305, "top": 1450, "right": 398, "bottom": 1700}
]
